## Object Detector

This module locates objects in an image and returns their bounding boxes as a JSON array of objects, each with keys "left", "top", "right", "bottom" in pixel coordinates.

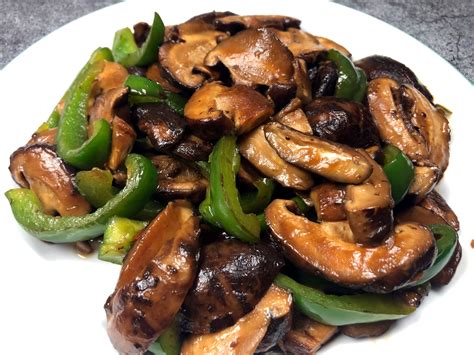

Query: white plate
[{"left": 1, "top": 0, "right": 472, "bottom": 354}]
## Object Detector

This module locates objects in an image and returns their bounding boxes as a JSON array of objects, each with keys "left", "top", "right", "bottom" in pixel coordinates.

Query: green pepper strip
[
  {"left": 46, "top": 48, "right": 113, "bottom": 129},
  {"left": 56, "top": 50, "right": 114, "bottom": 170},
  {"left": 5, "top": 154, "right": 157, "bottom": 243},
  {"left": 125, "top": 75, "right": 187, "bottom": 116},
  {"left": 98, "top": 217, "right": 147, "bottom": 265},
  {"left": 407, "top": 224, "right": 458, "bottom": 287},
  {"left": 240, "top": 178, "right": 275, "bottom": 214},
  {"left": 382, "top": 144, "right": 415, "bottom": 204},
  {"left": 327, "top": 49, "right": 367, "bottom": 102},
  {"left": 112, "top": 12, "right": 165, "bottom": 67},
  {"left": 199, "top": 136, "right": 260, "bottom": 243},
  {"left": 274, "top": 274, "right": 415, "bottom": 326},
  {"left": 147, "top": 317, "right": 181, "bottom": 355}
]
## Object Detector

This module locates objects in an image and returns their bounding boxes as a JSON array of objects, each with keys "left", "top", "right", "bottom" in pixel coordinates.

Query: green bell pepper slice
[
  {"left": 5, "top": 154, "right": 157, "bottom": 243},
  {"left": 274, "top": 274, "right": 415, "bottom": 326},
  {"left": 240, "top": 178, "right": 275, "bottom": 214},
  {"left": 382, "top": 144, "right": 415, "bottom": 204},
  {"left": 46, "top": 47, "right": 113, "bottom": 129},
  {"left": 76, "top": 169, "right": 118, "bottom": 209},
  {"left": 147, "top": 317, "right": 181, "bottom": 355},
  {"left": 112, "top": 12, "right": 165, "bottom": 67},
  {"left": 125, "top": 75, "right": 187, "bottom": 115},
  {"left": 98, "top": 217, "right": 147, "bottom": 264},
  {"left": 199, "top": 136, "right": 260, "bottom": 243},
  {"left": 407, "top": 224, "right": 458, "bottom": 287},
  {"left": 56, "top": 49, "right": 114, "bottom": 169},
  {"left": 327, "top": 49, "right": 367, "bottom": 102}
]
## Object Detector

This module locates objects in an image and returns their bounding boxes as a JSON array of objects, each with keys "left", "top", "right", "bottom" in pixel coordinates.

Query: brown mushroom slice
[
  {"left": 344, "top": 150, "right": 394, "bottom": 243},
  {"left": 107, "top": 117, "right": 136, "bottom": 171},
  {"left": 310, "top": 60, "right": 338, "bottom": 98},
  {"left": 293, "top": 59, "right": 312, "bottom": 104},
  {"left": 310, "top": 183, "right": 346, "bottom": 222},
  {"left": 171, "top": 134, "right": 213, "bottom": 162},
  {"left": 342, "top": 320, "right": 394, "bottom": 339},
  {"left": 396, "top": 205, "right": 446, "bottom": 226},
  {"left": 9, "top": 145, "right": 91, "bottom": 216},
  {"left": 265, "top": 199, "right": 436, "bottom": 292},
  {"left": 28, "top": 127, "right": 57, "bottom": 146},
  {"left": 407, "top": 166, "right": 439, "bottom": 203},
  {"left": 419, "top": 190, "right": 459, "bottom": 230},
  {"left": 205, "top": 28, "right": 295, "bottom": 87},
  {"left": 304, "top": 97, "right": 380, "bottom": 148},
  {"left": 105, "top": 200, "right": 200, "bottom": 354},
  {"left": 146, "top": 63, "right": 182, "bottom": 93},
  {"left": 89, "top": 87, "right": 128, "bottom": 125},
  {"left": 264, "top": 122, "right": 372, "bottom": 184},
  {"left": 314, "top": 36, "right": 351, "bottom": 57},
  {"left": 181, "top": 239, "right": 284, "bottom": 334},
  {"left": 355, "top": 55, "right": 433, "bottom": 101},
  {"left": 276, "top": 108, "right": 313, "bottom": 135},
  {"left": 135, "top": 103, "right": 187, "bottom": 150},
  {"left": 151, "top": 155, "right": 208, "bottom": 203},
  {"left": 159, "top": 30, "right": 228, "bottom": 89},
  {"left": 215, "top": 15, "right": 301, "bottom": 32},
  {"left": 400, "top": 85, "right": 450, "bottom": 172},
  {"left": 239, "top": 126, "right": 314, "bottom": 190},
  {"left": 279, "top": 313, "right": 338, "bottom": 355},
  {"left": 181, "top": 285, "right": 292, "bottom": 355},
  {"left": 271, "top": 28, "right": 326, "bottom": 63},
  {"left": 184, "top": 82, "right": 234, "bottom": 140},
  {"left": 95, "top": 61, "right": 128, "bottom": 92}
]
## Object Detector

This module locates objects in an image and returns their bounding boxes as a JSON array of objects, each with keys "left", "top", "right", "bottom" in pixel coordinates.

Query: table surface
[{"left": 1, "top": 0, "right": 472, "bottom": 82}]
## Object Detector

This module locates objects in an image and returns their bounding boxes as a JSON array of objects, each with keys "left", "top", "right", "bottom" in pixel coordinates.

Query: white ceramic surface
[{"left": 1, "top": 0, "right": 472, "bottom": 354}]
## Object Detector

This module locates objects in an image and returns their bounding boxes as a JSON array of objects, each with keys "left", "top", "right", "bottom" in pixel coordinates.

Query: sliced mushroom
[
  {"left": 95, "top": 61, "right": 129, "bottom": 93},
  {"left": 89, "top": 87, "right": 129, "bottom": 125},
  {"left": 184, "top": 82, "right": 274, "bottom": 139},
  {"left": 367, "top": 78, "right": 450, "bottom": 172},
  {"left": 159, "top": 28, "right": 228, "bottom": 88},
  {"left": 419, "top": 190, "right": 459, "bottom": 230},
  {"left": 107, "top": 117, "right": 137, "bottom": 171},
  {"left": 28, "top": 127, "right": 57, "bottom": 146},
  {"left": 239, "top": 126, "right": 314, "bottom": 190},
  {"left": 278, "top": 313, "right": 338, "bottom": 355},
  {"left": 314, "top": 36, "right": 351, "bottom": 57},
  {"left": 146, "top": 63, "right": 182, "bottom": 93},
  {"left": 181, "top": 284, "right": 292, "bottom": 355},
  {"left": 205, "top": 28, "right": 295, "bottom": 87},
  {"left": 132, "top": 21, "right": 150, "bottom": 47},
  {"left": 304, "top": 97, "right": 380, "bottom": 148},
  {"left": 344, "top": 150, "right": 394, "bottom": 243},
  {"left": 355, "top": 55, "right": 433, "bottom": 101},
  {"left": 407, "top": 166, "right": 440, "bottom": 203},
  {"left": 9, "top": 145, "right": 91, "bottom": 216},
  {"left": 276, "top": 108, "right": 313, "bottom": 135},
  {"left": 264, "top": 122, "right": 372, "bottom": 184},
  {"left": 151, "top": 155, "right": 208, "bottom": 203},
  {"left": 341, "top": 320, "right": 394, "bottom": 339},
  {"left": 310, "top": 183, "right": 346, "bottom": 222},
  {"left": 134, "top": 103, "right": 187, "bottom": 150},
  {"left": 265, "top": 199, "right": 436, "bottom": 292},
  {"left": 105, "top": 200, "right": 200, "bottom": 355},
  {"left": 396, "top": 205, "right": 446, "bottom": 226},
  {"left": 215, "top": 15, "right": 301, "bottom": 32},
  {"left": 181, "top": 239, "right": 284, "bottom": 334},
  {"left": 310, "top": 60, "right": 338, "bottom": 97},
  {"left": 171, "top": 134, "right": 213, "bottom": 161},
  {"left": 270, "top": 28, "right": 326, "bottom": 63},
  {"left": 293, "top": 59, "right": 312, "bottom": 104}
]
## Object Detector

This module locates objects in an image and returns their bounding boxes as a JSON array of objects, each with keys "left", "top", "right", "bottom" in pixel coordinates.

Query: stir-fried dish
[{"left": 5, "top": 11, "right": 462, "bottom": 355}]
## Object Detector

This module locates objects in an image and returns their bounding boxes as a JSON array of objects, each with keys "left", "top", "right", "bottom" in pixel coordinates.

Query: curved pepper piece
[
  {"left": 112, "top": 12, "right": 165, "bottom": 67},
  {"left": 383, "top": 144, "right": 415, "bottom": 204},
  {"left": 327, "top": 49, "right": 367, "bottom": 102},
  {"left": 199, "top": 136, "right": 260, "bottom": 243},
  {"left": 5, "top": 154, "right": 157, "bottom": 243},
  {"left": 240, "top": 177, "right": 275, "bottom": 214},
  {"left": 274, "top": 274, "right": 415, "bottom": 326},
  {"left": 56, "top": 49, "right": 113, "bottom": 169},
  {"left": 47, "top": 47, "right": 113, "bottom": 129}
]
